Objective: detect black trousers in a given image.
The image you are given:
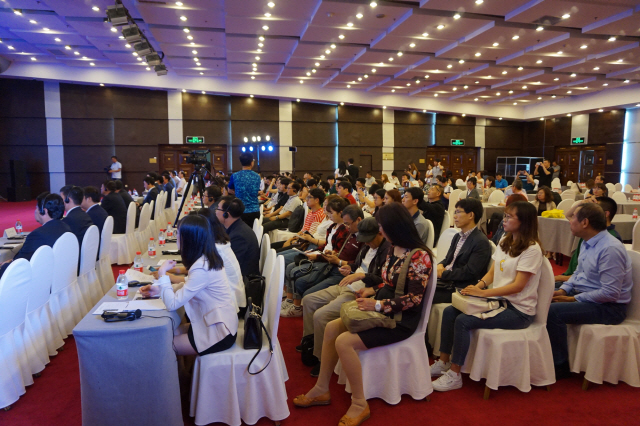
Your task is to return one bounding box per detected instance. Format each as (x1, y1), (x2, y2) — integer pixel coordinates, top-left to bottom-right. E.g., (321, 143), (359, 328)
(241, 211), (261, 228)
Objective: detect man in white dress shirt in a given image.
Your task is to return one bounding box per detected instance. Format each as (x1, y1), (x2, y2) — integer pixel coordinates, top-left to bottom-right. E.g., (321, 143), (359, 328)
(110, 156), (122, 180)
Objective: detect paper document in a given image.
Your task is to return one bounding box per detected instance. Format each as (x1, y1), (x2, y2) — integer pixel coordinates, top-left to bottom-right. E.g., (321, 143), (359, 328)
(127, 299), (166, 311)
(93, 302), (129, 315)
(125, 269), (154, 283)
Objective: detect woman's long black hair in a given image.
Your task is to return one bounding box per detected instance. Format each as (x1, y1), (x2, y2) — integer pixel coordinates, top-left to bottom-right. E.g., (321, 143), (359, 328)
(178, 215), (223, 271)
(376, 203), (430, 253)
(337, 161), (347, 175)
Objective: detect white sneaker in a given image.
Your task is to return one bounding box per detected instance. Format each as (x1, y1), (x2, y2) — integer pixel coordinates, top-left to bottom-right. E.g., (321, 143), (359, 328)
(430, 359), (452, 377)
(432, 369), (463, 392)
(280, 304), (303, 318)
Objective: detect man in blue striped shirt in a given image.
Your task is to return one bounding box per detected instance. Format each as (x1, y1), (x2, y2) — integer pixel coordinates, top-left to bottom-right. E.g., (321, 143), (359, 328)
(547, 202), (632, 379)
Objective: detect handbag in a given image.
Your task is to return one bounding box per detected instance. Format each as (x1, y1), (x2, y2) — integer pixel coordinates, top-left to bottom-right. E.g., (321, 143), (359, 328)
(451, 289), (507, 319)
(244, 274), (266, 311)
(340, 248), (420, 333)
(243, 297), (274, 375)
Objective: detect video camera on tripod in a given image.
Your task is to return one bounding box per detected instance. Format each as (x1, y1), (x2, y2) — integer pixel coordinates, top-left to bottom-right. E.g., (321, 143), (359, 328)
(173, 150), (214, 226)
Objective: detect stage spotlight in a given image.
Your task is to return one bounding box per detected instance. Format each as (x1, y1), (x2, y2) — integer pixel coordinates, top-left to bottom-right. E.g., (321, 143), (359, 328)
(268, 145), (274, 152)
(261, 145), (266, 151)
(241, 146), (246, 152)
(249, 146), (254, 152)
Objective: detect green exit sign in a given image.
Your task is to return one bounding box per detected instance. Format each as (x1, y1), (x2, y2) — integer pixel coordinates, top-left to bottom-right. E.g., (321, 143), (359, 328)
(451, 139), (465, 146)
(571, 137), (586, 145)
(186, 136), (205, 144)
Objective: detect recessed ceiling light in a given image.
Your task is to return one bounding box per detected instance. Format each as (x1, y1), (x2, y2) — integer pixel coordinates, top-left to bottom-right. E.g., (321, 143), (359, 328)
(257, 48), (262, 52)
(183, 28), (190, 33)
(397, 51), (403, 56)
(119, 35), (124, 39)
(29, 19), (37, 24)
(330, 44), (336, 49)
(299, 80), (303, 84)
(453, 13), (461, 19)
(538, 96), (542, 100)
(370, 1), (377, 7)
(111, 27), (118, 33)
(512, 35), (519, 40)
(382, 106), (386, 109)
(391, 89), (395, 92)
(364, 74), (368, 78)
(536, 26), (544, 31)
(570, 73), (576, 77)
(598, 109), (604, 112)
(554, 77), (559, 81)
(55, 38), (61, 42)
(258, 43), (263, 47)
(100, 83), (104, 86)
(624, 79), (630, 83)
(551, 95), (556, 98)
(517, 66), (523, 70)
(476, 0), (483, 3)
(264, 12), (271, 17)
(464, 85), (469, 89)
(347, 22), (353, 27)
(422, 32), (429, 37)
(325, 49), (331, 54)
(561, 13), (570, 19)
(90, 62), (95, 66)
(176, 1), (183, 5)
(508, 90), (513, 93)
(339, 34), (345, 39)
(136, 57), (142, 61)
(13, 10), (22, 15)
(372, 68), (376, 72)
(196, 62), (201, 66)
(64, 45), (71, 50)
(74, 51), (79, 55)
(447, 64), (453, 69)
(557, 51), (563, 55)
(424, 74), (429, 78)
(492, 42), (499, 47)
(315, 62), (320, 66)
(636, 104), (640, 107)
(567, 90), (572, 94)
(30, 57), (36, 61)
(522, 85), (527, 89)
(193, 57), (199, 61)
(501, 70), (507, 74)
(475, 81), (479, 84)
(312, 69), (316, 73)
(437, 24), (445, 30)
(356, 13), (363, 19)
(308, 72), (312, 76)
(320, 55), (325, 59)
(259, 36), (265, 41)
(262, 25), (269, 30)
(146, 67), (151, 70)
(475, 52), (481, 57)
(252, 63), (257, 67)
(474, 98), (478, 101)
(567, 113), (572, 116)
(187, 35), (193, 40)
(180, 16), (187, 21)
(410, 43), (415, 48)
(347, 84), (351, 88)
(536, 59), (542, 64)
(453, 87), (458, 91)
(496, 92), (500, 96)
(416, 79), (420, 83)
(608, 36), (616, 42)
(125, 43), (131, 48)
(200, 72), (204, 75)
(388, 57), (393, 61)
(580, 44), (588, 49)
(434, 93), (438, 97)
(268, 2), (275, 7)
(255, 56), (260, 60)
(43, 27), (50, 31)
(513, 102), (517, 105)
(406, 83), (411, 86)
(459, 59), (464, 64)
(182, 89), (186, 92)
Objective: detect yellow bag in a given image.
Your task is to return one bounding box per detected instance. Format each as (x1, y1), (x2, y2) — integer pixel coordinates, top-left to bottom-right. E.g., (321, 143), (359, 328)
(541, 209), (565, 218)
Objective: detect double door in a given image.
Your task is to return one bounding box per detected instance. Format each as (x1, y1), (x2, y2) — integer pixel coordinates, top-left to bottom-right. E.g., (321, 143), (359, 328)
(555, 145), (605, 184)
(426, 148), (478, 181)
(158, 145), (228, 177)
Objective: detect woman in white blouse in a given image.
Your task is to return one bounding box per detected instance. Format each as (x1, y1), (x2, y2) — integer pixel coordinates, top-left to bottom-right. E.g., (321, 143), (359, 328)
(431, 201), (544, 391)
(141, 215), (238, 356)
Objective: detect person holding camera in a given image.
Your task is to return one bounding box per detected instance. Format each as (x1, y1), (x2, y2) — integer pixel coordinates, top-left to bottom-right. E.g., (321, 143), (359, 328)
(534, 160), (553, 189)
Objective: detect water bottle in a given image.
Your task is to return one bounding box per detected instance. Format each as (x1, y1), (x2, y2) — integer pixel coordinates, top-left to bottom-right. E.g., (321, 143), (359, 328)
(116, 270), (128, 300)
(133, 251), (143, 272)
(148, 238), (156, 258)
(166, 223), (173, 238)
(158, 229), (166, 247)
(634, 208), (638, 220)
(15, 219), (23, 235)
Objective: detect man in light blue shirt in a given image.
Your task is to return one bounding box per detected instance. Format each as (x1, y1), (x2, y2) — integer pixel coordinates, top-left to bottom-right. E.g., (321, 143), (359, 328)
(547, 202), (631, 379)
(494, 173), (508, 190)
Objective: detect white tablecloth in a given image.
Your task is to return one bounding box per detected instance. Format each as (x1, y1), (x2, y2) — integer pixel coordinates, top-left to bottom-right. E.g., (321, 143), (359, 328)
(0, 236), (25, 263)
(479, 204), (505, 235)
(617, 201), (640, 215)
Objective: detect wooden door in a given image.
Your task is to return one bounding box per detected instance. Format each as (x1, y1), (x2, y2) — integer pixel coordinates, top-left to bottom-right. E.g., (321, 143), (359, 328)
(580, 150), (595, 182)
(359, 155), (372, 177)
(159, 151), (177, 172)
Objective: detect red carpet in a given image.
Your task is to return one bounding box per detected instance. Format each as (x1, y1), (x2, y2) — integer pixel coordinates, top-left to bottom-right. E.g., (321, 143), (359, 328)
(2, 200), (640, 426)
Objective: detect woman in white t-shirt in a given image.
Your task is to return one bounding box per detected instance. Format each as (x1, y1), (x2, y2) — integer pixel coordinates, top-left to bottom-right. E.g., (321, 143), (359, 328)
(431, 201), (543, 392)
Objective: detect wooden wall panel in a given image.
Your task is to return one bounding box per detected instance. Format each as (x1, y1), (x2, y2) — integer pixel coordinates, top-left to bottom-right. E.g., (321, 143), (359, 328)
(292, 102), (336, 123)
(63, 145), (115, 188)
(0, 79), (48, 198)
(292, 122), (337, 147)
(62, 119), (114, 146)
(182, 93), (230, 121)
(230, 96), (279, 121)
(485, 126), (524, 150)
(338, 122), (382, 147)
(113, 88), (167, 119)
(544, 117), (572, 147)
(60, 83), (115, 119)
(589, 110), (625, 145)
(183, 120), (231, 145)
(293, 146), (337, 179)
(605, 142), (623, 184)
(435, 124), (475, 147)
(395, 147), (427, 175)
(394, 110), (434, 125)
(338, 105), (383, 123)
(394, 123), (432, 148)
(522, 120), (545, 158)
(339, 146), (383, 177)
(114, 119), (169, 146)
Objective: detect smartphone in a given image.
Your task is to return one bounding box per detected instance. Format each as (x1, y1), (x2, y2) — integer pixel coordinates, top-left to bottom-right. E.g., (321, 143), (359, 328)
(346, 284), (356, 293)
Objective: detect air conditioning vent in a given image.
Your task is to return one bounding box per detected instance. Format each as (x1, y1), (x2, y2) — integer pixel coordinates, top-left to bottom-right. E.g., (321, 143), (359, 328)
(532, 15), (561, 26)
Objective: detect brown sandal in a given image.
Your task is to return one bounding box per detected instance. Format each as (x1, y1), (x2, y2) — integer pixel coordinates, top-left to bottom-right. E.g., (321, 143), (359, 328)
(338, 404), (370, 426)
(293, 391), (331, 408)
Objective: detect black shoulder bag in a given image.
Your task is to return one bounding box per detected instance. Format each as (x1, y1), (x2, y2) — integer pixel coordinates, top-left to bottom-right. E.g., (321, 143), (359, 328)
(243, 297), (274, 375)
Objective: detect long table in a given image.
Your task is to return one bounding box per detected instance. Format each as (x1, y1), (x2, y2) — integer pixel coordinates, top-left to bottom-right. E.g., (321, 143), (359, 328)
(73, 242), (184, 426)
(0, 236), (25, 263)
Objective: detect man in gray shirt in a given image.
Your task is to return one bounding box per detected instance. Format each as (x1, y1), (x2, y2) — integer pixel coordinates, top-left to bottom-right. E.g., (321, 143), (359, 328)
(432, 160), (443, 178)
(401, 187), (430, 246)
(551, 161), (561, 180)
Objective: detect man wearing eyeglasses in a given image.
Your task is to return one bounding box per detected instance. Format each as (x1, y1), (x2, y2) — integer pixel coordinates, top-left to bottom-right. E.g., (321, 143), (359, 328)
(434, 198), (492, 305)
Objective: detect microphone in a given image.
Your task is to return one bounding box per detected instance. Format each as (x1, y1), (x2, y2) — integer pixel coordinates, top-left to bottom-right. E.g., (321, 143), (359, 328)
(101, 309), (142, 322)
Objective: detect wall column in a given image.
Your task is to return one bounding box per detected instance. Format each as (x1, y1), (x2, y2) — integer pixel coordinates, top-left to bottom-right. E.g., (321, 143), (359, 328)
(382, 108), (394, 175)
(622, 108), (640, 187)
(475, 117), (486, 171)
(570, 113), (589, 144)
(279, 100), (293, 173)
(168, 91), (183, 145)
(44, 81), (65, 191)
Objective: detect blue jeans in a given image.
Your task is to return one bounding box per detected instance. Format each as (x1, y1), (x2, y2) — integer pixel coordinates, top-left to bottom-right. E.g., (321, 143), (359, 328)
(285, 262), (343, 299)
(546, 301), (627, 365)
(439, 302), (534, 366)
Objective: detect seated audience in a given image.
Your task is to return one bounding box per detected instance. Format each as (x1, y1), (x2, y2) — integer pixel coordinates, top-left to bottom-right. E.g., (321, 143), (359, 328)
(141, 215), (237, 355)
(380, 174), (395, 191)
(273, 188), (327, 250)
(337, 180), (356, 204)
(495, 173), (508, 190)
(465, 177), (480, 200)
(263, 177), (290, 216)
(432, 201), (543, 391)
(585, 182), (607, 201)
(216, 196), (260, 277)
(114, 180), (134, 207)
(481, 176), (496, 202)
(547, 202), (632, 379)
(293, 203), (433, 426)
(263, 181), (302, 233)
(299, 217), (392, 376)
(532, 186), (556, 215)
(402, 187), (431, 246)
(281, 204), (364, 317)
(491, 193), (528, 244)
(420, 185), (446, 244)
(364, 172), (375, 190)
(81, 186), (109, 234)
(139, 176), (159, 219)
(204, 185), (223, 211)
(100, 181), (128, 234)
(434, 198), (492, 304)
(162, 172), (175, 207)
(371, 188), (386, 218)
(383, 188), (402, 204)
(60, 185), (93, 250)
(0, 192), (71, 278)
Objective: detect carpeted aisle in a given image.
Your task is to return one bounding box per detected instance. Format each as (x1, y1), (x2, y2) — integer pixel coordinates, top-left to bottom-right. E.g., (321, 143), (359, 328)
(2, 200), (640, 426)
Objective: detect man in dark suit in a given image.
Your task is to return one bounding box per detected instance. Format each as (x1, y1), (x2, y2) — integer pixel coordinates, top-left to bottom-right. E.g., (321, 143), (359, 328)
(81, 186), (109, 235)
(100, 181), (128, 234)
(419, 185), (447, 245)
(114, 180), (134, 208)
(137, 177), (159, 220)
(60, 185), (94, 251)
(216, 196), (260, 277)
(347, 158), (359, 181)
(434, 197), (492, 304)
(465, 177), (481, 200)
(0, 192), (71, 279)
(162, 172), (174, 208)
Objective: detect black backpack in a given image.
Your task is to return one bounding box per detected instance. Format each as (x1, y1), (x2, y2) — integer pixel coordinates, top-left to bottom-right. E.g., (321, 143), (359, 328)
(287, 205), (305, 232)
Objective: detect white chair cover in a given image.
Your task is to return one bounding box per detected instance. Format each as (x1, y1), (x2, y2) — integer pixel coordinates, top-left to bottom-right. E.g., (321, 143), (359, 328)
(29, 246), (64, 357)
(78, 225), (102, 308)
(147, 200), (156, 244)
(50, 232), (87, 337)
(259, 233), (271, 273)
(438, 214), (450, 242)
(606, 183), (616, 194)
(189, 253), (289, 426)
(556, 199), (575, 212)
(633, 220), (640, 252)
(456, 179), (465, 187)
(448, 189), (462, 225)
(566, 180), (573, 187)
(431, 227), (456, 268)
(561, 192), (576, 200)
(460, 258), (556, 392)
(488, 190), (505, 203)
(0, 259), (35, 408)
(551, 178), (561, 190)
(97, 216), (115, 294)
(135, 203), (151, 251)
(110, 202), (138, 265)
(217, 243), (246, 309)
(264, 254), (289, 384)
(567, 250), (640, 387)
(272, 203), (308, 243)
(155, 191), (166, 235)
(625, 184), (633, 193)
(335, 261), (438, 403)
(425, 218), (435, 251)
(612, 192), (628, 204)
(615, 183), (623, 192)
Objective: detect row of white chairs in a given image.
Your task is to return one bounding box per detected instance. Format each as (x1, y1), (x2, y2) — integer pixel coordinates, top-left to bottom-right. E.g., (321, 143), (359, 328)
(1, 218), (116, 409)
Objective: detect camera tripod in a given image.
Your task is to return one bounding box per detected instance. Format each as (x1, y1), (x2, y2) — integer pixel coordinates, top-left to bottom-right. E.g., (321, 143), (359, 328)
(173, 166), (207, 227)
